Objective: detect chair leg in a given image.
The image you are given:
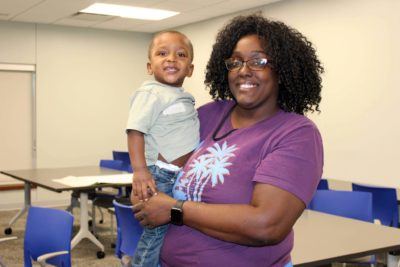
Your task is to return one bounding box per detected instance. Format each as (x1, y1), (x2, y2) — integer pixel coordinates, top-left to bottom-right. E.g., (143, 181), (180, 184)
(110, 212), (114, 237)
(97, 206), (104, 223)
(108, 208), (116, 248)
(91, 204), (106, 235)
(91, 202), (97, 236)
(66, 196), (79, 213)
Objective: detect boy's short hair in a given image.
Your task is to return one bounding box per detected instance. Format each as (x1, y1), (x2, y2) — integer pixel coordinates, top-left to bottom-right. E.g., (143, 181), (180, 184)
(148, 30), (194, 62)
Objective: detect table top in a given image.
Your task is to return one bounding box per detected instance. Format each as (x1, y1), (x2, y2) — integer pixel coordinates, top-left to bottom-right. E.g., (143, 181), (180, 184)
(292, 209), (400, 266)
(328, 175), (400, 190)
(0, 166), (130, 192)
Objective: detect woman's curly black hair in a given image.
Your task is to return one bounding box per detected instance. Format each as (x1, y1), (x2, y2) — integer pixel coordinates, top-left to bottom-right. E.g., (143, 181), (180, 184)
(204, 13), (324, 115)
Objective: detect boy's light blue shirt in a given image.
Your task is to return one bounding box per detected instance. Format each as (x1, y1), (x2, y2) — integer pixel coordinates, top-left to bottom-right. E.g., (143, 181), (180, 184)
(126, 80), (200, 165)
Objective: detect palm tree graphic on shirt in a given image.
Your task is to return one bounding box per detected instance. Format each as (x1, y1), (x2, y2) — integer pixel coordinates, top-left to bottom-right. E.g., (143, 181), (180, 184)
(175, 141), (238, 201)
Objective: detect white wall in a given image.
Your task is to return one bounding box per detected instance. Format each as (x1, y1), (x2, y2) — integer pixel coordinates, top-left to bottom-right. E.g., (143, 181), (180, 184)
(0, 21), (151, 209)
(267, 0), (400, 183)
(0, 22), (36, 64)
(35, 24), (151, 167)
(177, 0), (400, 185)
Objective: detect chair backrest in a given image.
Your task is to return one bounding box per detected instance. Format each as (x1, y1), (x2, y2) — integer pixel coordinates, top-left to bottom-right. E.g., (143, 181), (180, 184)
(316, 179), (329, 190)
(309, 190), (373, 222)
(352, 183), (399, 227)
(112, 151), (130, 164)
(113, 199), (143, 258)
(99, 159), (125, 170)
(306, 180), (328, 210)
(112, 151), (133, 173)
(24, 206), (74, 267)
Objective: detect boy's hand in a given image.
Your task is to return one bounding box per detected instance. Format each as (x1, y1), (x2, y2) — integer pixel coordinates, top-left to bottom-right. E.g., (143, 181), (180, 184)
(132, 169), (157, 201)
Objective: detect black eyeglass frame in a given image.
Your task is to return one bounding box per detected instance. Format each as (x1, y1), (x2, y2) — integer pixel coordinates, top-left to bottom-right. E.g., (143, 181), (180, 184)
(224, 58), (272, 72)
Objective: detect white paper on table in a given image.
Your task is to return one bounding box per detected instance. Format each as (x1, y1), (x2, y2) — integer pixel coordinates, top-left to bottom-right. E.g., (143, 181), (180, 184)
(53, 174), (132, 187)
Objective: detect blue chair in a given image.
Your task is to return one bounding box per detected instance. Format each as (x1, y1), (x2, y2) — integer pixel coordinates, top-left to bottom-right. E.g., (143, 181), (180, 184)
(305, 180), (329, 210)
(113, 199), (143, 264)
(112, 151), (133, 195)
(99, 159), (125, 170)
(112, 151), (133, 173)
(112, 151), (130, 164)
(309, 190), (373, 222)
(352, 183), (399, 227)
(91, 159), (130, 236)
(309, 190), (377, 266)
(24, 206), (74, 267)
(317, 178), (329, 190)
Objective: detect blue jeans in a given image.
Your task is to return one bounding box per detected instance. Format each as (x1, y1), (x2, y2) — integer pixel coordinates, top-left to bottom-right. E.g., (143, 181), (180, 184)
(132, 165), (179, 267)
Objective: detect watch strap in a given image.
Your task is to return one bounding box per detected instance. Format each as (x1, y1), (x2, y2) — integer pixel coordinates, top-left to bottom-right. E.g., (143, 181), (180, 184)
(174, 199), (186, 210)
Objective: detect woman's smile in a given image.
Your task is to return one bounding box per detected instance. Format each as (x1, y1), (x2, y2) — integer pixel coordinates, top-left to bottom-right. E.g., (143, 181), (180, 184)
(238, 81), (258, 90)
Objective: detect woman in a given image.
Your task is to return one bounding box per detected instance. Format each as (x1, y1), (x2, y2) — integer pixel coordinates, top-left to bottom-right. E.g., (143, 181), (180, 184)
(133, 14), (324, 267)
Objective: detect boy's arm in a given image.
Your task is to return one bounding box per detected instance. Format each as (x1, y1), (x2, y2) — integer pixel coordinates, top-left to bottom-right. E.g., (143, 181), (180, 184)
(127, 130), (157, 201)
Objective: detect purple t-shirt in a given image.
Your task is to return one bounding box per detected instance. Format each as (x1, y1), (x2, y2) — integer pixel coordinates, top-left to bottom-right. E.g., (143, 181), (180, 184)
(160, 100), (324, 267)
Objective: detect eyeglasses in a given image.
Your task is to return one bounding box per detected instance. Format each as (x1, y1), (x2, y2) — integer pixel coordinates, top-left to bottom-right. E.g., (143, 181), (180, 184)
(224, 58), (272, 72)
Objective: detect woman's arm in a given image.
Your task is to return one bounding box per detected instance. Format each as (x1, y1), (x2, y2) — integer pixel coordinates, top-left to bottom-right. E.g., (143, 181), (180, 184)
(185, 183), (304, 246)
(133, 182), (305, 246)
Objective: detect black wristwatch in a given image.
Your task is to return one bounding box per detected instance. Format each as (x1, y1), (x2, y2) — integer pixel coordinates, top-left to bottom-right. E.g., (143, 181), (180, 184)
(171, 200), (186, 226)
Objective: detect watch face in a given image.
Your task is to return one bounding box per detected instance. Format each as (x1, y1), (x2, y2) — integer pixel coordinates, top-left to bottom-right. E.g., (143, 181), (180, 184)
(171, 207), (183, 226)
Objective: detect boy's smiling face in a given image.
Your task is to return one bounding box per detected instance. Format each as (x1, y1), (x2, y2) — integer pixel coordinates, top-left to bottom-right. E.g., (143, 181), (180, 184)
(147, 32), (194, 87)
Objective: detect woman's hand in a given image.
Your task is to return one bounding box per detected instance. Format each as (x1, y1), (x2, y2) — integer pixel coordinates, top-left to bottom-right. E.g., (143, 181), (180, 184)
(132, 192), (176, 228)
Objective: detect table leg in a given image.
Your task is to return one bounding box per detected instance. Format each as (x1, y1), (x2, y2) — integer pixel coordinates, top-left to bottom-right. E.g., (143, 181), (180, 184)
(71, 192), (104, 252)
(5, 183), (31, 234)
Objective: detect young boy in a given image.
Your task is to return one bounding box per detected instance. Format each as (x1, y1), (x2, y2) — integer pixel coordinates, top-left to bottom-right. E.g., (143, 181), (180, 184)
(125, 31), (199, 267)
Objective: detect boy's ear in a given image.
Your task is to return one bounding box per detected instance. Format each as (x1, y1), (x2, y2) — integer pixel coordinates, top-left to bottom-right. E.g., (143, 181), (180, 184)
(147, 62), (153, 75)
(186, 64), (194, 78)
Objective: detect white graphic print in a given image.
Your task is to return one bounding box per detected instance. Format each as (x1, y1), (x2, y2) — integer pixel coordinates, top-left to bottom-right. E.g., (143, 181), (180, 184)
(175, 141), (238, 201)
